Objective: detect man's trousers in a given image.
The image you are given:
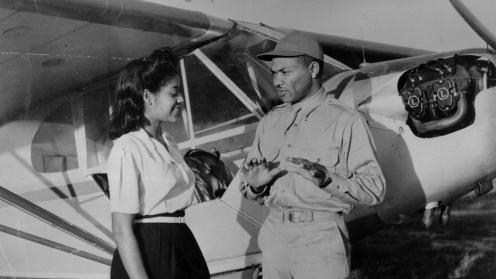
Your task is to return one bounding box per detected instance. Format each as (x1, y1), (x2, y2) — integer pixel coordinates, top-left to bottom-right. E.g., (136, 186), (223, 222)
(258, 208), (350, 279)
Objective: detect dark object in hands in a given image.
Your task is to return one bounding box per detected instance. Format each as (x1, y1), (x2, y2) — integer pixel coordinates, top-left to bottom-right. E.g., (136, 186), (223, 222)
(184, 149), (233, 202)
(286, 157), (326, 179)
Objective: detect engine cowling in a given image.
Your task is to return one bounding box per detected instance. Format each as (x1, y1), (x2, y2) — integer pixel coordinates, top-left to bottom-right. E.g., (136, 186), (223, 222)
(398, 55), (480, 137)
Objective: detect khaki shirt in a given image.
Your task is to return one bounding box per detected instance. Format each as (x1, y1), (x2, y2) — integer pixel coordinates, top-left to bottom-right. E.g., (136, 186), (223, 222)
(241, 88), (385, 214)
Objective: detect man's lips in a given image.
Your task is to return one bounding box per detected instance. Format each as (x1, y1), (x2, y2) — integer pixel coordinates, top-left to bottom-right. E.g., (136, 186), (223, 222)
(172, 105), (182, 113)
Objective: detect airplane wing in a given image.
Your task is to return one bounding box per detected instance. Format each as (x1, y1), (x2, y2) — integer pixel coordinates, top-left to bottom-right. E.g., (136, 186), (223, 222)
(0, 0), (235, 123)
(0, 0), (428, 124)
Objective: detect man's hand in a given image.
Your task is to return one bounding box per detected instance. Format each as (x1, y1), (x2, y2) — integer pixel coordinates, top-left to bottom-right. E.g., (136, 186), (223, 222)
(282, 157), (331, 188)
(242, 158), (283, 189)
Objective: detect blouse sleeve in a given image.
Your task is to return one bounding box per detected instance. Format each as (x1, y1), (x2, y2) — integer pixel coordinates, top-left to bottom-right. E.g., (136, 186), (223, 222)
(107, 141), (141, 214)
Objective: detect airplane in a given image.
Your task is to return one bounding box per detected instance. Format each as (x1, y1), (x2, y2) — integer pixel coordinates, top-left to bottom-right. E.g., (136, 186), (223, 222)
(0, 0), (495, 278)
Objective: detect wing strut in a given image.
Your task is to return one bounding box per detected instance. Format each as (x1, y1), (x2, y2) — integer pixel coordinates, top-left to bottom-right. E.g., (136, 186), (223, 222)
(0, 224), (111, 265)
(0, 186), (115, 255)
(450, 0), (496, 50)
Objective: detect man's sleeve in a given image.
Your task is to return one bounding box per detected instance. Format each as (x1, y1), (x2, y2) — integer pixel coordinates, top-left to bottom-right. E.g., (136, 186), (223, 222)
(239, 121), (269, 201)
(322, 115), (386, 206)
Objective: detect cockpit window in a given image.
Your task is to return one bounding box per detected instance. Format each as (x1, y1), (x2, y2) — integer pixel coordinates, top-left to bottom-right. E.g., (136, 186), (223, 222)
(31, 102), (78, 173)
(171, 28), (282, 156)
(200, 28), (282, 112)
(183, 54), (257, 137)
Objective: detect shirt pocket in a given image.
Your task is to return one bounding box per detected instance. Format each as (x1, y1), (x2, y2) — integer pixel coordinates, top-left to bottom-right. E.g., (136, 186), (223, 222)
(259, 131), (282, 162)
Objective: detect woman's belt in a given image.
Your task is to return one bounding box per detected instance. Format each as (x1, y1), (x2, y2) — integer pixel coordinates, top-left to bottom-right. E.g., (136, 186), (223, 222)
(134, 210), (185, 223)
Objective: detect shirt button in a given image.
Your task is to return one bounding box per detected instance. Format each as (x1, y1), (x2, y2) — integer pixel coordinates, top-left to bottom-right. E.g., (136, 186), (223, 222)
(293, 123), (298, 127)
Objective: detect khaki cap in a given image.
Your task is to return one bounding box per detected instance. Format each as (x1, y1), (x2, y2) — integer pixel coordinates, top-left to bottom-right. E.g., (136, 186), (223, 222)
(258, 32), (323, 61)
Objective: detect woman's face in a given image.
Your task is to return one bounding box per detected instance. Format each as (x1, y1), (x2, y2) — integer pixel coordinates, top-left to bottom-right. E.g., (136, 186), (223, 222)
(146, 76), (184, 123)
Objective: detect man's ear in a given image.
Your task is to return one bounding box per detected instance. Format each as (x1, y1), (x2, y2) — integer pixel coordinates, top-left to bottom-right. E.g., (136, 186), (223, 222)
(309, 61), (320, 79)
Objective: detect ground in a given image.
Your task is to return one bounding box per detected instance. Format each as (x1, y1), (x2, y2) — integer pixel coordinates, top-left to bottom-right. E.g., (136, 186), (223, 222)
(351, 191), (496, 279)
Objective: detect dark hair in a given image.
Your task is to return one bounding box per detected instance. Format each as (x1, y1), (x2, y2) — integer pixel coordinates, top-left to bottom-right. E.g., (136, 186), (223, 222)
(296, 55), (324, 79)
(109, 49), (179, 139)
(184, 149), (233, 202)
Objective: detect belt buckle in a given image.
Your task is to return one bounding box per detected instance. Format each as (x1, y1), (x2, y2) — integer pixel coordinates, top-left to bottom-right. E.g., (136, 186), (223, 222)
(173, 217), (185, 223)
(287, 210), (313, 223)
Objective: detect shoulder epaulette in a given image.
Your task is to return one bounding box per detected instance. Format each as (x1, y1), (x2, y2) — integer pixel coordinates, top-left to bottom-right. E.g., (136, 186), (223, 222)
(268, 102), (290, 112)
(326, 95), (354, 110)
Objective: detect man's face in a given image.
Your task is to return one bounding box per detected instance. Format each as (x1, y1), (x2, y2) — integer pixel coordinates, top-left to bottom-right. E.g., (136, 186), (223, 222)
(271, 57), (313, 103)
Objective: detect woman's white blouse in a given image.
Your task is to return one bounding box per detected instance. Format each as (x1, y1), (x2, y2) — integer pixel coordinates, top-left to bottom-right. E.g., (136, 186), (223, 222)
(107, 128), (195, 215)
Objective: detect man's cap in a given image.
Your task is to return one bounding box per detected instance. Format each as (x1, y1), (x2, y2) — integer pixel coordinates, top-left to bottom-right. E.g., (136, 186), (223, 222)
(257, 32), (323, 61)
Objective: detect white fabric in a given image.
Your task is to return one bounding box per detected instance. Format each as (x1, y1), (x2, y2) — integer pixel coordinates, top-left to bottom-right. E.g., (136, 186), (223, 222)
(107, 128), (195, 215)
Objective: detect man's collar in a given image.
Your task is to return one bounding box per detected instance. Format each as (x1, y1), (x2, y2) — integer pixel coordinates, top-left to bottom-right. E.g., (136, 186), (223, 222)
(292, 87), (326, 113)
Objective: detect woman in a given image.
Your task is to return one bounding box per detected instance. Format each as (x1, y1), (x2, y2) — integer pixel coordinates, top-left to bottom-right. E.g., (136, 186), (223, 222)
(107, 50), (210, 279)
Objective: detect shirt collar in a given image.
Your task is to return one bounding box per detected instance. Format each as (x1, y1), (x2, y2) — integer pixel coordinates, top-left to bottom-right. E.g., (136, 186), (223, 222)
(292, 87), (326, 115)
(136, 127), (172, 142)
(136, 127), (150, 141)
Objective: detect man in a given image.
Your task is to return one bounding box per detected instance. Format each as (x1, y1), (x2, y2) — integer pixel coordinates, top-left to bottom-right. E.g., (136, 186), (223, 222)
(240, 32), (386, 279)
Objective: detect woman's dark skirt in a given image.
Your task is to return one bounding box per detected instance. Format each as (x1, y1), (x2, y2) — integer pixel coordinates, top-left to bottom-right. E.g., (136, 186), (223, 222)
(111, 223), (210, 279)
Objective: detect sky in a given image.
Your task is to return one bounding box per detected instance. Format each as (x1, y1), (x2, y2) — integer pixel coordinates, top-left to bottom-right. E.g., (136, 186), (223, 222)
(147, 0), (496, 52)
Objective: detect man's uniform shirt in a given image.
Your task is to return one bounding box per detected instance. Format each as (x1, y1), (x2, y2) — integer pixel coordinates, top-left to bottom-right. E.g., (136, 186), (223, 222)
(241, 88), (386, 214)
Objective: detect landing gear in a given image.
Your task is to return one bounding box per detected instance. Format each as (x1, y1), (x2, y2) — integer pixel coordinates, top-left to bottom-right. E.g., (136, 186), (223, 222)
(421, 201), (451, 229)
(252, 265), (262, 279)
(439, 203), (451, 226)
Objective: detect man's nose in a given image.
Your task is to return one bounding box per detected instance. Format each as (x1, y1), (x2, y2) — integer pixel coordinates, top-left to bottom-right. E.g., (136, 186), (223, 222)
(177, 94), (184, 104)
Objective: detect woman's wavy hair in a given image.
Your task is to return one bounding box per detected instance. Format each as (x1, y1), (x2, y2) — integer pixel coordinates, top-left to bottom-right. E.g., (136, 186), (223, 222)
(109, 48), (179, 139)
